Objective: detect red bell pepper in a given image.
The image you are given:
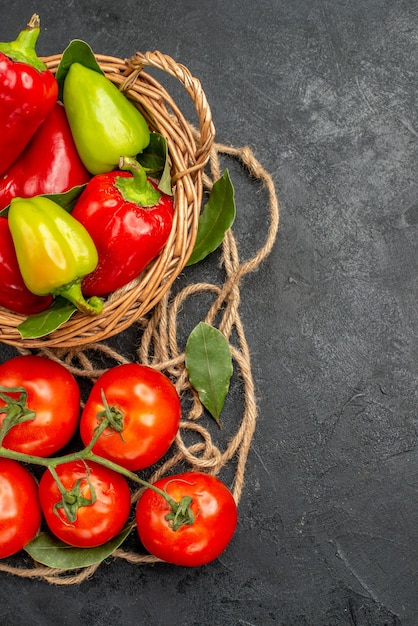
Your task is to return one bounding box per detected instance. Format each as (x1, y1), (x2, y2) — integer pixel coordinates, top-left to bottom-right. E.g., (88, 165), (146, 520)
(71, 157), (174, 297)
(0, 217), (53, 315)
(0, 14), (58, 176)
(0, 103), (91, 210)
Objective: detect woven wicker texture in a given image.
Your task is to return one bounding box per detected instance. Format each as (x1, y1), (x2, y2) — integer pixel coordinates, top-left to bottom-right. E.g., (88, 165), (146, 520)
(0, 51), (215, 349)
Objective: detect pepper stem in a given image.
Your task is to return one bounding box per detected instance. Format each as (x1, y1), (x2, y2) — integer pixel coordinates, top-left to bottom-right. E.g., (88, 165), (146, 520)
(116, 156), (161, 207)
(0, 14), (46, 72)
(56, 281), (103, 316)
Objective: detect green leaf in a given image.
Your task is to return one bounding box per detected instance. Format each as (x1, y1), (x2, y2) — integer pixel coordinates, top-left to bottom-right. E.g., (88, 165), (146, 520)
(137, 133), (172, 196)
(17, 297), (78, 339)
(43, 184), (87, 213)
(186, 169), (236, 266)
(56, 39), (103, 101)
(24, 525), (132, 570)
(185, 322), (233, 427)
(0, 184), (86, 217)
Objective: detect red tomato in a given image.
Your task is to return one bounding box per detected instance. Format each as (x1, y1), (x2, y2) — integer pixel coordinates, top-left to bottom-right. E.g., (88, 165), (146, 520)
(0, 458), (42, 558)
(0, 355), (80, 457)
(38, 460), (131, 548)
(136, 472), (238, 566)
(79, 364), (181, 471)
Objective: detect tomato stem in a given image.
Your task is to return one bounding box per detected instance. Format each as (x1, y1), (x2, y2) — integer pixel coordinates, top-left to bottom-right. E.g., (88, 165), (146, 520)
(0, 441), (183, 513)
(0, 385), (36, 445)
(165, 495), (195, 530)
(49, 463), (98, 523)
(82, 414), (112, 454)
(0, 391), (194, 529)
(95, 389), (125, 437)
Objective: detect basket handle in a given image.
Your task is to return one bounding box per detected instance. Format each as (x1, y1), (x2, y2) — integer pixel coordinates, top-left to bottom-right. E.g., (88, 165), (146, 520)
(123, 50), (215, 168)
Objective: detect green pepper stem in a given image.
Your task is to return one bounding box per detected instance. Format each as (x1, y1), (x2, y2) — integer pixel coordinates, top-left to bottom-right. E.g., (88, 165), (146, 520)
(116, 156), (161, 207)
(0, 14), (46, 72)
(56, 281), (103, 316)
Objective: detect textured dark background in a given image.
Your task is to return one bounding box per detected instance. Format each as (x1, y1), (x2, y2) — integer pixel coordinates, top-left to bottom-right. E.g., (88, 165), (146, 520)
(1, 1), (417, 625)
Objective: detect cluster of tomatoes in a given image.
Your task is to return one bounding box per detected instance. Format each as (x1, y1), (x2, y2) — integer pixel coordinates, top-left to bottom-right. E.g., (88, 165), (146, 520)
(0, 355), (238, 567)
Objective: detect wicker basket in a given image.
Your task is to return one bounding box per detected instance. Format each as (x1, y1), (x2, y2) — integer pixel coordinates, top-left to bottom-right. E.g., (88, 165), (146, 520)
(0, 51), (215, 350)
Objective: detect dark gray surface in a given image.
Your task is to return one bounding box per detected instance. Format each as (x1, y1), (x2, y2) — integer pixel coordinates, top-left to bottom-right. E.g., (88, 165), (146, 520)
(1, 1), (417, 624)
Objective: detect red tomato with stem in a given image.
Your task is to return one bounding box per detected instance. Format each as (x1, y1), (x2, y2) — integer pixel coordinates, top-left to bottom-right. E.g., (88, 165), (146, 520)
(38, 460), (131, 548)
(136, 472), (238, 566)
(0, 458), (42, 558)
(79, 364), (181, 471)
(0, 355), (80, 457)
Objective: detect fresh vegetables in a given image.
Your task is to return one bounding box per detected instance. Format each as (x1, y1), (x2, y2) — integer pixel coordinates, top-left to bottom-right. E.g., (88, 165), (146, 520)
(0, 21), (172, 327)
(0, 17), (234, 337)
(0, 458), (42, 558)
(0, 355), (80, 457)
(38, 460), (131, 548)
(71, 157), (174, 296)
(0, 354), (238, 566)
(8, 196), (103, 315)
(0, 17), (240, 572)
(79, 363), (181, 471)
(63, 62), (150, 174)
(0, 216), (53, 315)
(136, 472), (238, 566)
(0, 102), (90, 210)
(0, 14), (58, 176)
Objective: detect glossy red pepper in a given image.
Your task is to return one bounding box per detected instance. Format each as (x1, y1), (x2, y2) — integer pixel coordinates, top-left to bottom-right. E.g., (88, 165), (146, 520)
(0, 14), (58, 176)
(0, 103), (90, 211)
(71, 157), (174, 297)
(0, 216), (53, 315)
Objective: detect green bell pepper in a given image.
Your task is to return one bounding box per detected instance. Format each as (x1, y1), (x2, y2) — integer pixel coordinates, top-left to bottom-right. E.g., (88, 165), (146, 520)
(8, 196), (103, 315)
(63, 63), (150, 175)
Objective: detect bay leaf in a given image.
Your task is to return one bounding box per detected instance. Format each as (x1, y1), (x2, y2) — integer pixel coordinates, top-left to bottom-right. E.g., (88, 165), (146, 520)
(42, 184), (87, 213)
(185, 322), (233, 427)
(186, 169), (236, 266)
(137, 133), (172, 196)
(0, 184), (86, 217)
(17, 297), (78, 339)
(56, 39), (103, 101)
(24, 525), (132, 570)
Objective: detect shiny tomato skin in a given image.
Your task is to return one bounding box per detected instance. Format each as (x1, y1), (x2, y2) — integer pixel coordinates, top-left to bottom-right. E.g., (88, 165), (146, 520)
(136, 472), (238, 566)
(79, 364), (181, 471)
(0, 355), (80, 457)
(38, 460), (131, 548)
(0, 458), (42, 558)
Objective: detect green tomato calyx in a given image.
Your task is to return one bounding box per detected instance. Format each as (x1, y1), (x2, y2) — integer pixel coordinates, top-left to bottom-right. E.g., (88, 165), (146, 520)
(0, 386), (36, 445)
